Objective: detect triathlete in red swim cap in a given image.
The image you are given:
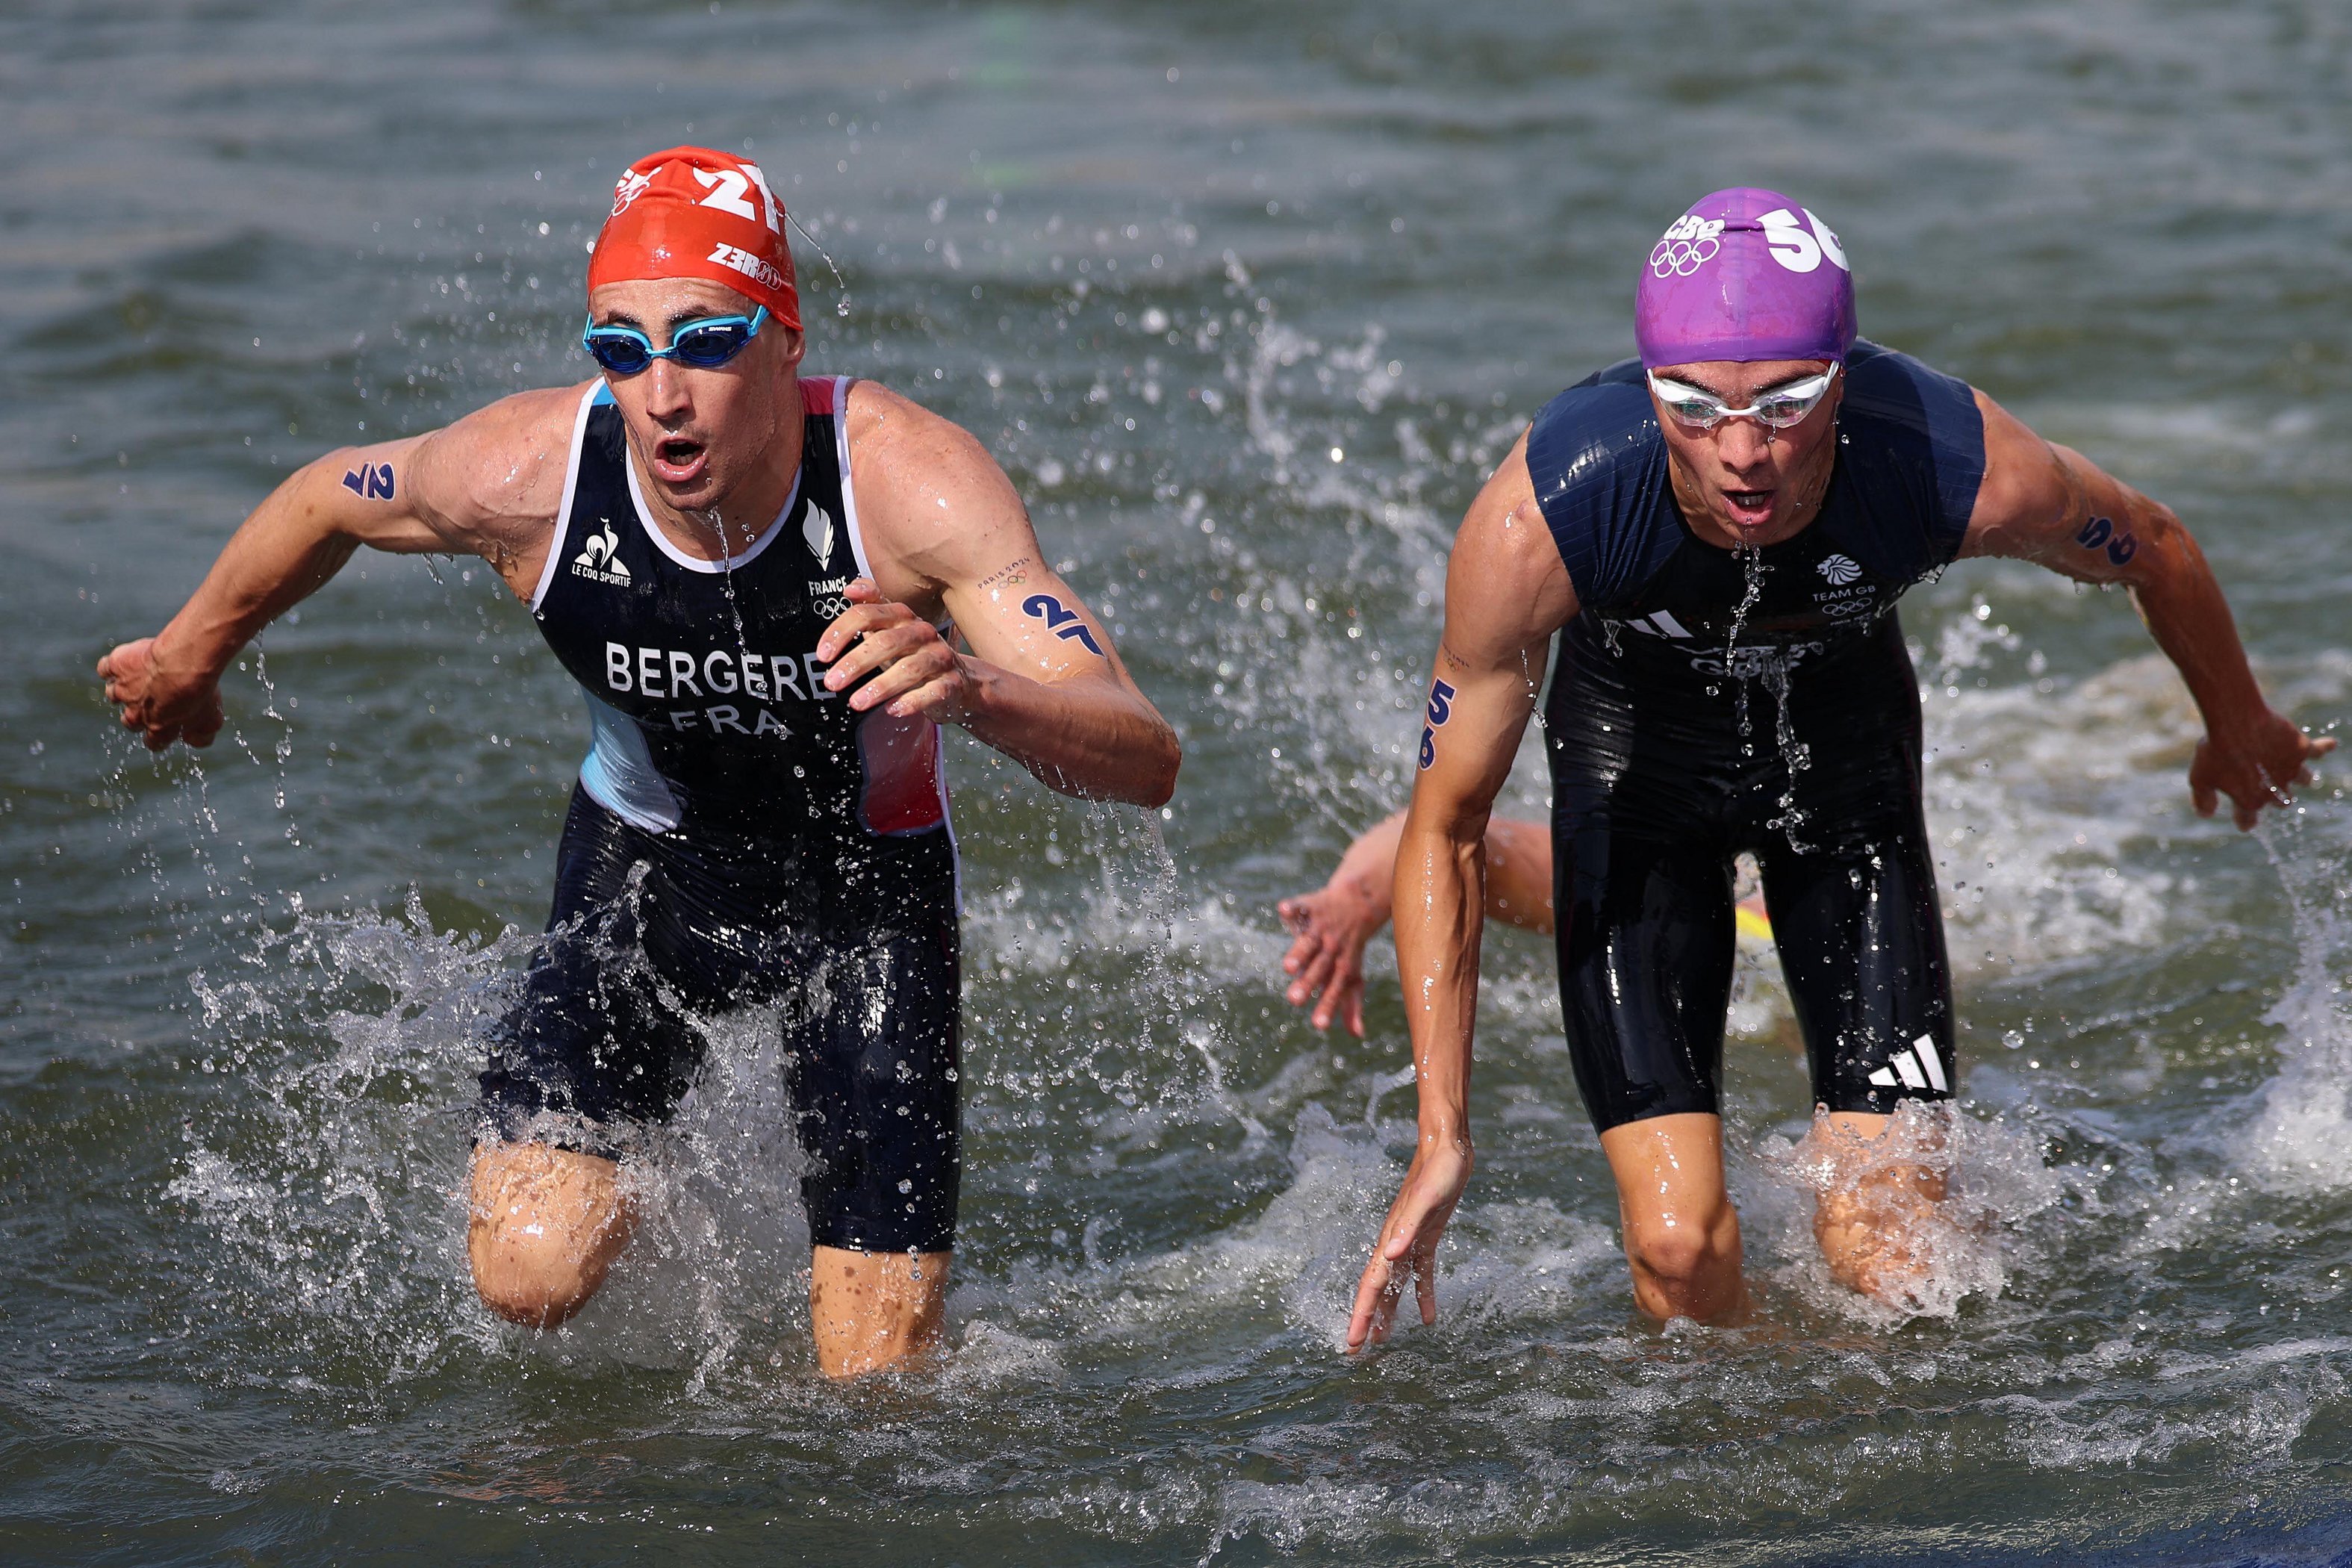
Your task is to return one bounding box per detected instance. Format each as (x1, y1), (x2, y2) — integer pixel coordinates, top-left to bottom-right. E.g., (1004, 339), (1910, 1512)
(98, 146), (1180, 1377)
(1340, 188), (2328, 1342)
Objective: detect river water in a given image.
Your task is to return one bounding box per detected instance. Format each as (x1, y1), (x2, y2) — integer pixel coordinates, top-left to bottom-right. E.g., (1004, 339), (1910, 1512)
(9, 2), (2352, 1563)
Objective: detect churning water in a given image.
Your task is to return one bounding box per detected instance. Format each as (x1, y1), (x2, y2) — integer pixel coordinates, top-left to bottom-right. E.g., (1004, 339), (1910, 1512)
(10, 2), (2352, 1562)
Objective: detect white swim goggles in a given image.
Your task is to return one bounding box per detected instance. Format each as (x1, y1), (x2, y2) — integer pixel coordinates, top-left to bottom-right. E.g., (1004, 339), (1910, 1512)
(1645, 364), (1840, 431)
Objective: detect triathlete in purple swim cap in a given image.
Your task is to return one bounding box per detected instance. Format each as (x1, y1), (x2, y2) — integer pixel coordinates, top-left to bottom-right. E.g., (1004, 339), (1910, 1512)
(1345, 187), (2331, 1345)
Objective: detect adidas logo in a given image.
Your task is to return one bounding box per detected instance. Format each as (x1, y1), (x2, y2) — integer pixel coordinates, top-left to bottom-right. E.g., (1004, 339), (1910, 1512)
(1626, 609), (1693, 639)
(571, 522), (630, 585)
(1867, 1035), (1950, 1093)
(1817, 553), (1861, 586)
(803, 502), (836, 566)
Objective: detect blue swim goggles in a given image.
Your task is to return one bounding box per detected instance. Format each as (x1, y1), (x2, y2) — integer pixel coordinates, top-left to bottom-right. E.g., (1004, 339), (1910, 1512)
(580, 306), (768, 376)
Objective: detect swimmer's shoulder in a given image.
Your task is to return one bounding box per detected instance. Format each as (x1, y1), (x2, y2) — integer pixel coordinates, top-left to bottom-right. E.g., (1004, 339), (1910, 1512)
(1525, 358), (1659, 488)
(407, 382), (599, 591)
(1839, 341), (1981, 442)
(1522, 358), (1674, 607)
(839, 376), (1030, 605)
(1835, 343), (1987, 535)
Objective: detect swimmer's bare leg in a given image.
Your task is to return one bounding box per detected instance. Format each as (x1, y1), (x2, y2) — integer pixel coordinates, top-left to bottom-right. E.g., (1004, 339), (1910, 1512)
(809, 1246), (950, 1378)
(1598, 1112), (1752, 1325)
(1808, 1110), (1948, 1304)
(467, 1142), (634, 1328)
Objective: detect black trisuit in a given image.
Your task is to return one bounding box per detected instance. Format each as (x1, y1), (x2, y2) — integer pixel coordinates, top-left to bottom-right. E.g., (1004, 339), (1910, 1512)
(1524, 341), (1986, 1134)
(480, 376), (962, 1254)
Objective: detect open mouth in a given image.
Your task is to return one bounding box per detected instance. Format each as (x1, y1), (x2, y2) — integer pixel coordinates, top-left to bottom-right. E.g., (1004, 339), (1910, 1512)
(1723, 488), (1775, 524)
(651, 436), (709, 485)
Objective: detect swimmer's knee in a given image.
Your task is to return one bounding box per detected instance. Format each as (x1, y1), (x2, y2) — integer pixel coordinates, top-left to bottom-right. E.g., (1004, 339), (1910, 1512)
(467, 1142), (632, 1329)
(1626, 1219), (1737, 1290)
(470, 1244), (607, 1328)
(1623, 1207), (1745, 1322)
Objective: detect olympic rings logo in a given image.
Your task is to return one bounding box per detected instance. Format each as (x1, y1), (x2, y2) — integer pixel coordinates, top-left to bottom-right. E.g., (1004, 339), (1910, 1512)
(1648, 215), (1726, 278)
(1650, 237), (1720, 277)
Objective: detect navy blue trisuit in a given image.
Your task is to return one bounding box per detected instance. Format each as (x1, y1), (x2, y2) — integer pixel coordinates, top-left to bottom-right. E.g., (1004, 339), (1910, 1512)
(480, 375), (963, 1254)
(1523, 340), (1986, 1134)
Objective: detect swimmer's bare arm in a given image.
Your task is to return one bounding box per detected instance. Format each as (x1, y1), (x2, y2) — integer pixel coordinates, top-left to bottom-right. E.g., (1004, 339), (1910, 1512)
(1959, 389), (2331, 830)
(1278, 813), (1555, 1037)
(98, 385), (587, 749)
(1347, 430), (1576, 1350)
(818, 381), (1180, 806)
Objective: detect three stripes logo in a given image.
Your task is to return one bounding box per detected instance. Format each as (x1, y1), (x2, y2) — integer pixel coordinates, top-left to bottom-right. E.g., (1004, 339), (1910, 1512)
(1625, 609), (1693, 639)
(1868, 1035), (1950, 1095)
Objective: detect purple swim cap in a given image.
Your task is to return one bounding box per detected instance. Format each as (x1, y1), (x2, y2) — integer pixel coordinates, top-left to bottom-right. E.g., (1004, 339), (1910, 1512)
(1635, 188), (1856, 370)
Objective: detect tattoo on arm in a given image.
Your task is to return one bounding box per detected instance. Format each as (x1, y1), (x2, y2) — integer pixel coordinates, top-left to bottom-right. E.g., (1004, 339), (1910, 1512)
(1418, 679), (1457, 771)
(1021, 592), (1104, 656)
(977, 556), (1033, 593)
(2075, 514), (2136, 567)
(341, 461), (396, 500)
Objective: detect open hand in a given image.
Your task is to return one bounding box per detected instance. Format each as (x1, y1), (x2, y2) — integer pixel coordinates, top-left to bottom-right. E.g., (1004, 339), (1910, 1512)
(1345, 1133), (1472, 1351)
(817, 579), (977, 722)
(2191, 707), (2333, 830)
(96, 636), (224, 750)
(1277, 880), (1385, 1036)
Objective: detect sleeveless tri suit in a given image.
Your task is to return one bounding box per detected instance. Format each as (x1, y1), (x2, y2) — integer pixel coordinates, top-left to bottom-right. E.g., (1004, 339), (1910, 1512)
(479, 375), (961, 1254)
(1525, 341), (1986, 1133)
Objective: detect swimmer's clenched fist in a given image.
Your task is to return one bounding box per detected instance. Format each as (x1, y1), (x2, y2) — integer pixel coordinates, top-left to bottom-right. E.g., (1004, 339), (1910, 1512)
(97, 636), (224, 751)
(99, 146), (1178, 1378)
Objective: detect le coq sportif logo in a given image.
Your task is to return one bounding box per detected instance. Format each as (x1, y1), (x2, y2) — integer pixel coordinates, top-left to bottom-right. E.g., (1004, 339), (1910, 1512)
(572, 522), (630, 585)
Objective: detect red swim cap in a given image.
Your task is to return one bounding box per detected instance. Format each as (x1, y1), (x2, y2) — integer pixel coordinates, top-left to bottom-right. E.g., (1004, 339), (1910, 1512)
(585, 146), (802, 332)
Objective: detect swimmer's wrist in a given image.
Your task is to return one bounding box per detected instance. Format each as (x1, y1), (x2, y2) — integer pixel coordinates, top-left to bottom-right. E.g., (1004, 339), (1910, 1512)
(1416, 1120), (1473, 1157)
(1415, 1099), (1472, 1142)
(150, 617), (236, 691)
(1325, 868), (1392, 932)
(2195, 694), (2283, 745)
(942, 651), (1002, 727)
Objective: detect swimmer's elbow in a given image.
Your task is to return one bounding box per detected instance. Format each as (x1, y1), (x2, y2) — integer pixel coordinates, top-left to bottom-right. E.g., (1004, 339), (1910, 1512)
(2119, 500), (2195, 588)
(1024, 719), (1177, 807)
(1134, 724), (1182, 809)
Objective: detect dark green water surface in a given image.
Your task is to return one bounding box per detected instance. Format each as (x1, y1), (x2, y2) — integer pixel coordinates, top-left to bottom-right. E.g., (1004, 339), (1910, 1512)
(9, 2), (2352, 1563)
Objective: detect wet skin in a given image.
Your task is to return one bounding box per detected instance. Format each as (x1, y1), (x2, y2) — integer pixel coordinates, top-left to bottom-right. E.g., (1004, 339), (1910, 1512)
(1649, 357), (1845, 549)
(468, 1145), (948, 1375)
(98, 273), (1177, 1378)
(588, 277), (809, 563)
(1343, 356), (2334, 1345)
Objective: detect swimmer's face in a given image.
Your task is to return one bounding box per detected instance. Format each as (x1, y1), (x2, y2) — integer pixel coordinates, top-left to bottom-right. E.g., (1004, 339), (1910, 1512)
(1649, 358), (1843, 547)
(587, 276), (807, 519)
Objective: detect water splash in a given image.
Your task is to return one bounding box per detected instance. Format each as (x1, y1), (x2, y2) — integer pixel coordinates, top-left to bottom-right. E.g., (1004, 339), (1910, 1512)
(2242, 803), (2352, 1195)
(1753, 1100), (2062, 1324)
(170, 895), (528, 1378)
